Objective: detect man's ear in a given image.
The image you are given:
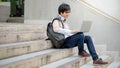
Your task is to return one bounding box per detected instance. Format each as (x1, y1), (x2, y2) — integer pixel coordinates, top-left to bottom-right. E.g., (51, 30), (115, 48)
(60, 12), (63, 15)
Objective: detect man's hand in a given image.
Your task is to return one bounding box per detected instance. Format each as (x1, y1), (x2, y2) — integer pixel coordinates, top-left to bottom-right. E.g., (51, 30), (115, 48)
(71, 29), (79, 34)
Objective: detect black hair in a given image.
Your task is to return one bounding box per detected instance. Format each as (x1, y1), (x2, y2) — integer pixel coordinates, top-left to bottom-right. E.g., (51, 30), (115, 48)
(58, 3), (71, 14)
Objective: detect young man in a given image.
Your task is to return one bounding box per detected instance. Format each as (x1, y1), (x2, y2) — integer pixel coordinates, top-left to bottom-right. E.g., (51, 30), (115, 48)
(53, 3), (108, 65)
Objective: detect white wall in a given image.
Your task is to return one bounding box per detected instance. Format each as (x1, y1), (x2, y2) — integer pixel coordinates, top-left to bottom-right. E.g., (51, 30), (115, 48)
(83, 0), (120, 20)
(0, 2), (10, 22)
(24, 0), (59, 24)
(24, 0), (75, 24)
(25, 0), (120, 55)
(68, 1), (120, 53)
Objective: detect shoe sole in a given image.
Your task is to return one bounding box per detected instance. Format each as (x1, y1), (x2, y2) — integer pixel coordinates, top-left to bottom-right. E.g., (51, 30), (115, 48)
(93, 63), (108, 66)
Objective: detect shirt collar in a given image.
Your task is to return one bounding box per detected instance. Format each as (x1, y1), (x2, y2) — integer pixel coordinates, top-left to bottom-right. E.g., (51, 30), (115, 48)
(57, 15), (66, 23)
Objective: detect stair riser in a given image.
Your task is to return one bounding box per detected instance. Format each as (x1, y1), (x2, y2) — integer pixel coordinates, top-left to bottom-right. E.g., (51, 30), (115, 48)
(54, 45), (112, 68)
(0, 24), (47, 44)
(0, 49), (74, 68)
(58, 61), (80, 68)
(0, 24), (46, 33)
(0, 40), (52, 60)
(0, 27), (46, 33)
(58, 57), (91, 68)
(0, 32), (47, 44)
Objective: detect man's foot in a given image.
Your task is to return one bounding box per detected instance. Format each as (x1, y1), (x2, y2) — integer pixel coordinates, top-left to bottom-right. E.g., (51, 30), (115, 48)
(93, 58), (108, 65)
(78, 50), (90, 57)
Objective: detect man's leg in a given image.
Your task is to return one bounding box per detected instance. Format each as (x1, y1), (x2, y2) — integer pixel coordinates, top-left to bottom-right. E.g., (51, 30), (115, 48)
(64, 32), (90, 57)
(84, 35), (99, 60)
(84, 35), (108, 65)
(64, 32), (84, 51)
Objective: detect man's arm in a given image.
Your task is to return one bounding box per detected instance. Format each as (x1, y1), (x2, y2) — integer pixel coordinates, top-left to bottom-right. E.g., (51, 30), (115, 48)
(53, 20), (72, 36)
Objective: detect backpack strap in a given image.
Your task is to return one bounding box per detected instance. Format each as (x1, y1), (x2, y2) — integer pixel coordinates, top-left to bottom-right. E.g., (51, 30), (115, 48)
(52, 18), (64, 28)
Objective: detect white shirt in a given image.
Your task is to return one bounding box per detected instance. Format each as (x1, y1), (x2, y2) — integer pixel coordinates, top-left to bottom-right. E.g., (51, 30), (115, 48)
(53, 15), (72, 38)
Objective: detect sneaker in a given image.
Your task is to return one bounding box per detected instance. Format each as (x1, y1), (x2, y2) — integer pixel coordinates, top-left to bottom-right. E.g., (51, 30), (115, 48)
(78, 50), (90, 57)
(93, 58), (108, 65)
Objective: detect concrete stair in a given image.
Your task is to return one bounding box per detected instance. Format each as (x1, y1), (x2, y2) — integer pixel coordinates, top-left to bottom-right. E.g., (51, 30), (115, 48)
(0, 23), (119, 68)
(40, 54), (113, 68)
(7, 17), (24, 23)
(107, 61), (120, 68)
(40, 45), (114, 68)
(40, 54), (91, 68)
(0, 24), (47, 44)
(0, 40), (52, 59)
(0, 48), (75, 68)
(80, 55), (114, 68)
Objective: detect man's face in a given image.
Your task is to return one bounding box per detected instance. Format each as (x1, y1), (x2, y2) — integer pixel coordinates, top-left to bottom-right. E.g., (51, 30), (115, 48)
(60, 10), (71, 19)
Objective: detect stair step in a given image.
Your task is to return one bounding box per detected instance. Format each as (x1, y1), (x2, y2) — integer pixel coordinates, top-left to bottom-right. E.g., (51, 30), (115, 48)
(0, 40), (52, 59)
(0, 32), (47, 44)
(40, 54), (91, 68)
(40, 44), (107, 68)
(107, 61), (120, 68)
(7, 17), (24, 23)
(103, 51), (120, 61)
(0, 24), (46, 32)
(0, 48), (75, 68)
(80, 54), (114, 68)
(0, 24), (47, 44)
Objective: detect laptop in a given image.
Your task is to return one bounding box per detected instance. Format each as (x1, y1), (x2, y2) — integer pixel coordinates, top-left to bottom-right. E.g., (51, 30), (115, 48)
(79, 21), (92, 32)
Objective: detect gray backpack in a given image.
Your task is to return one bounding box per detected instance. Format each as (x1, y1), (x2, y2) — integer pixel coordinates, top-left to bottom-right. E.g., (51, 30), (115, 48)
(47, 18), (65, 48)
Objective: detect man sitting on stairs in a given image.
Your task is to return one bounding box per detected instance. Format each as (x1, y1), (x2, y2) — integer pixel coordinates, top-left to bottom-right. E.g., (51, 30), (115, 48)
(52, 3), (108, 65)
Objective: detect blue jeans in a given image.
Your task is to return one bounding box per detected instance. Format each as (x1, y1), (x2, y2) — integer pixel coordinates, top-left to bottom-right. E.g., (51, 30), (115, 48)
(64, 32), (98, 60)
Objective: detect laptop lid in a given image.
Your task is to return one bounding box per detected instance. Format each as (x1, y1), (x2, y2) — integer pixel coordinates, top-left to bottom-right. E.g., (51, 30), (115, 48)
(80, 21), (92, 32)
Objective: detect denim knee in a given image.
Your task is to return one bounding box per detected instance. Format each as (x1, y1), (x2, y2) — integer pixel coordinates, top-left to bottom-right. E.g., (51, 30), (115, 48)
(77, 33), (85, 41)
(85, 35), (92, 40)
(78, 33), (84, 37)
